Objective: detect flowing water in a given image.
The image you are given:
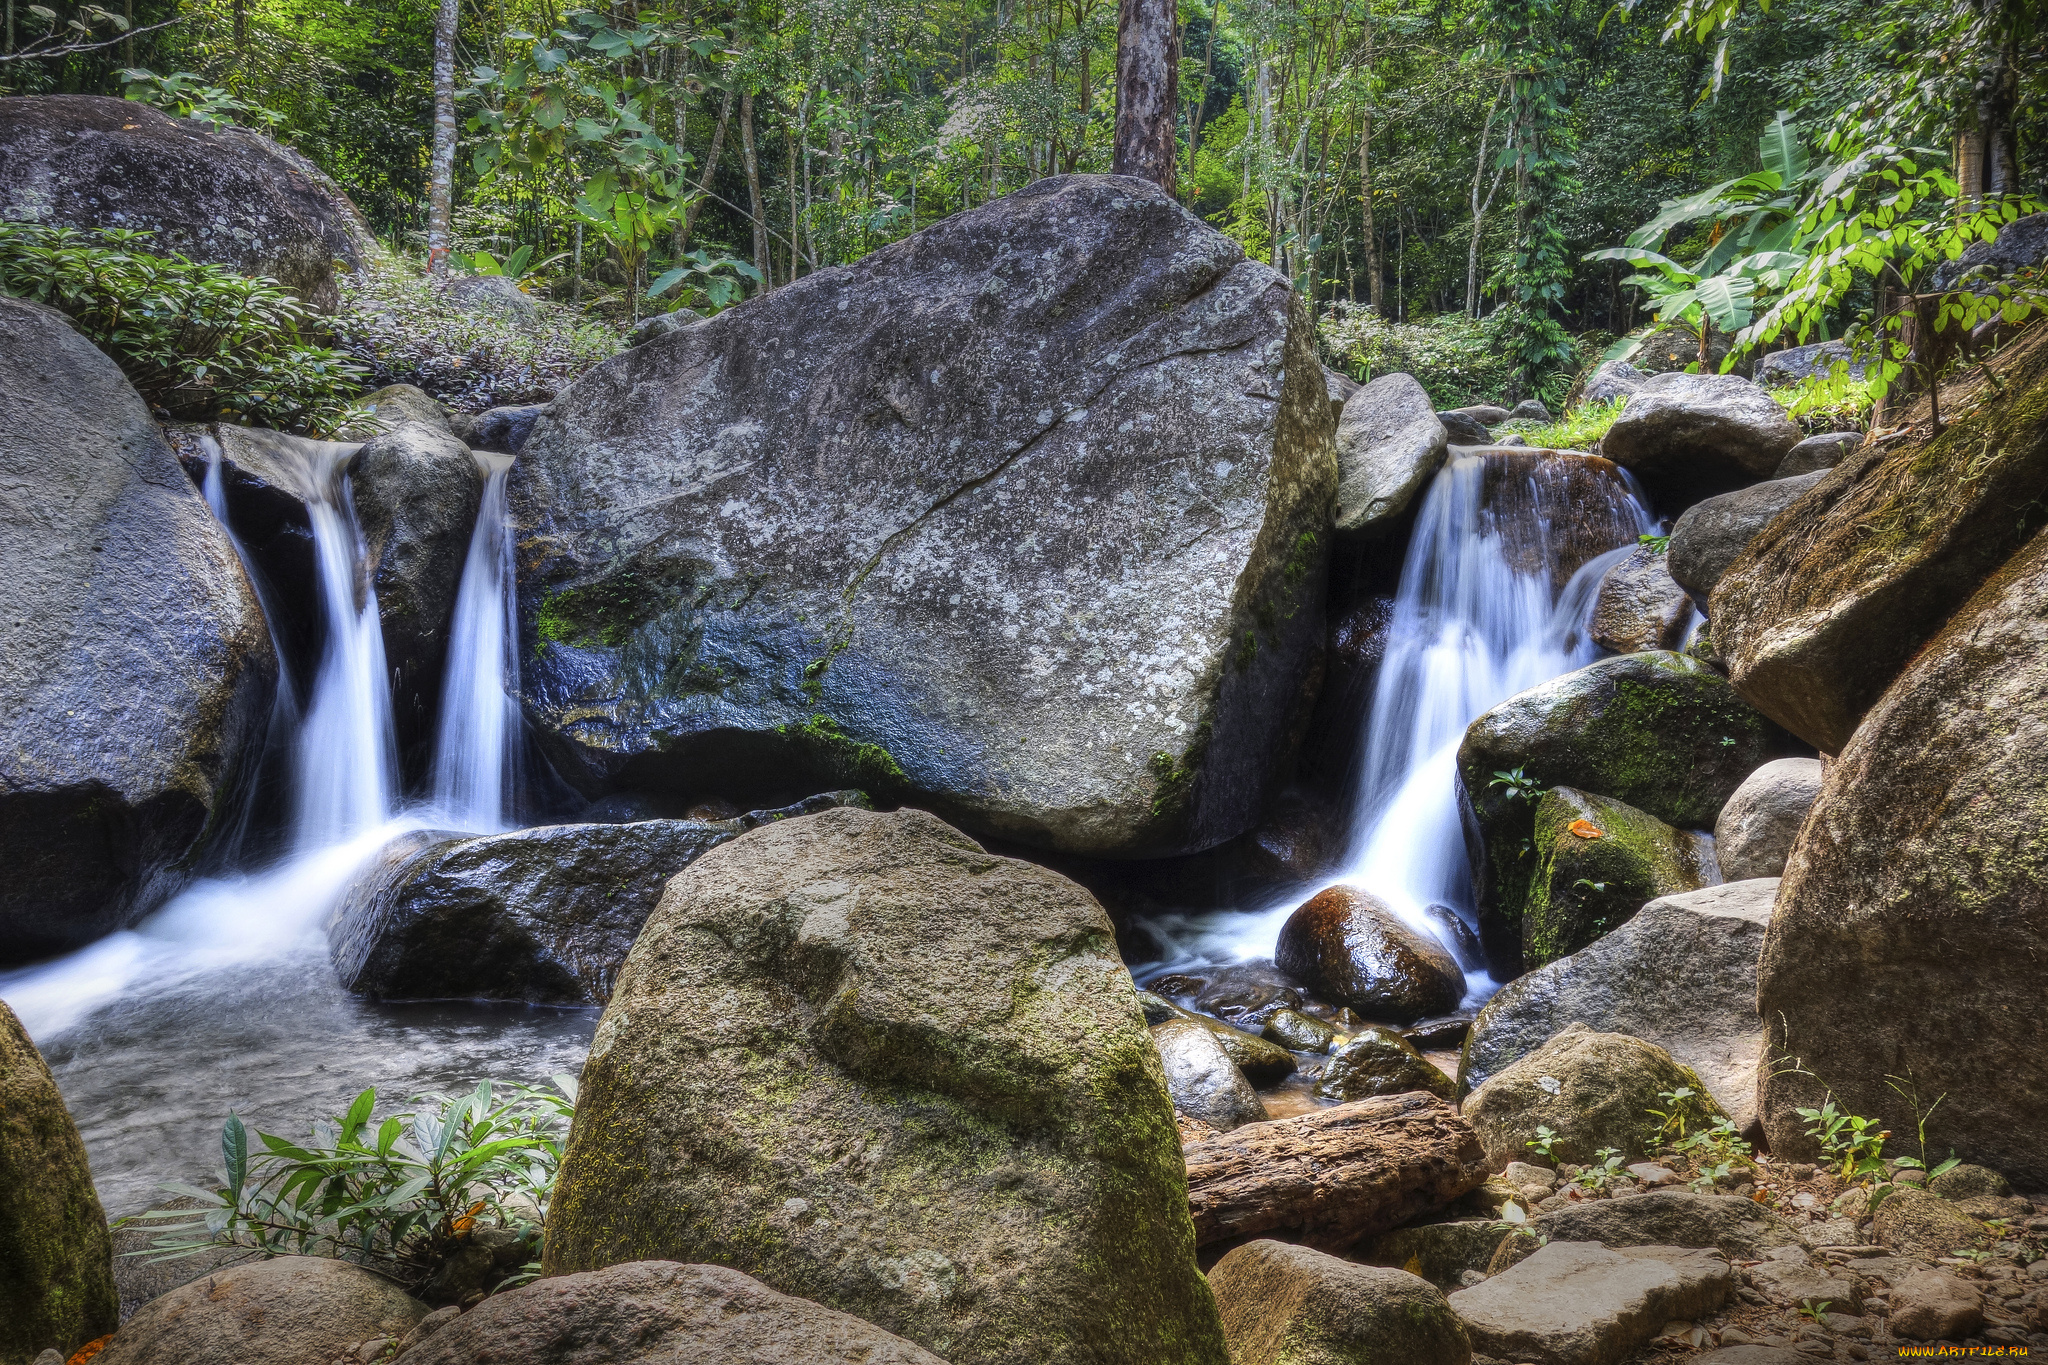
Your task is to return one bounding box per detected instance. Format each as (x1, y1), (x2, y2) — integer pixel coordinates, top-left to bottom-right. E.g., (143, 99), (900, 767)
(1144, 450), (1655, 1000)
(0, 436), (588, 1216)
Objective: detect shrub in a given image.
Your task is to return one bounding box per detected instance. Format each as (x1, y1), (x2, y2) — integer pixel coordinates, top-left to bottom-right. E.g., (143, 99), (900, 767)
(1318, 305), (1530, 409)
(129, 1076), (575, 1298)
(1771, 365), (1876, 433)
(1512, 397), (1627, 452)
(0, 220), (369, 434)
(334, 253), (624, 410)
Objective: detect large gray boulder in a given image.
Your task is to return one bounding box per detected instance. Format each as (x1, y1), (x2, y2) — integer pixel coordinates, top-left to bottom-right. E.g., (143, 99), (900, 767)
(329, 793), (867, 1005)
(1774, 431), (1859, 478)
(1208, 1241), (1471, 1365)
(1753, 340), (1861, 387)
(452, 403), (548, 455)
(1581, 361), (1647, 406)
(1513, 787), (1719, 970)
(1, 297), (273, 961)
(543, 807), (1230, 1365)
(1590, 545), (1692, 654)
(1, 1001), (117, 1364)
(1756, 522), (2048, 1187)
(1709, 324), (2048, 754)
(1712, 759), (1821, 881)
(1459, 880), (1778, 1131)
(397, 1261), (949, 1365)
(0, 96), (371, 310)
(1602, 373), (1802, 510)
(1334, 373), (1449, 532)
(1446, 1241), (1732, 1365)
(92, 1257), (427, 1365)
(1667, 472), (1825, 610)
(1462, 1025), (1724, 1169)
(333, 384), (451, 440)
(512, 174), (1335, 859)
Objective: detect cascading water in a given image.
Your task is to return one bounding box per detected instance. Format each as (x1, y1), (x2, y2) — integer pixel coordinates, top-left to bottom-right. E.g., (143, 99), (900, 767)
(429, 454), (520, 833)
(1152, 449), (1655, 998)
(0, 435), (585, 1216)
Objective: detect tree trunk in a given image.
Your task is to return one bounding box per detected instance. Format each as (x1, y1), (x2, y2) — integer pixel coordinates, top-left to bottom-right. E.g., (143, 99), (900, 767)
(1979, 43), (2019, 197)
(740, 91), (769, 290)
(1467, 80), (1507, 318)
(1113, 0), (1179, 192)
(1182, 1093), (1489, 1252)
(1360, 110), (1382, 315)
(680, 85), (735, 254)
(426, 0), (459, 281)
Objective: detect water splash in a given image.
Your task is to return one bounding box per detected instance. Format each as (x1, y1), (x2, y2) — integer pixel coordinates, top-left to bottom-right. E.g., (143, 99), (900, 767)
(429, 453), (520, 833)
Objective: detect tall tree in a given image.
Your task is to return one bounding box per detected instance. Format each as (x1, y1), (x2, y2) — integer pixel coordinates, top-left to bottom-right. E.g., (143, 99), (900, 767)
(1113, 0), (1179, 191)
(426, 0), (458, 280)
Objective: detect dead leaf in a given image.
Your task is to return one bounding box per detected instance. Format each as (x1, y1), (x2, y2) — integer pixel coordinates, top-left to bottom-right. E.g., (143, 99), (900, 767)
(1567, 819), (1604, 839)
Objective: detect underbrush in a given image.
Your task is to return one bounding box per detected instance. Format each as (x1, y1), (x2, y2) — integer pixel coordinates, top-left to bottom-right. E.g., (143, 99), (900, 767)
(1510, 398), (1626, 452)
(334, 254), (624, 411)
(1318, 305), (1601, 411)
(1770, 365), (1876, 432)
(0, 221), (368, 434)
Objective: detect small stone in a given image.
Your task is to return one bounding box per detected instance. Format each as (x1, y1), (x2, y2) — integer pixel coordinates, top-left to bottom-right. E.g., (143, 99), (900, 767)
(1891, 1268), (1986, 1341)
(1627, 1163), (1679, 1187)
(356, 1339), (392, 1363)
(1261, 1007), (1341, 1054)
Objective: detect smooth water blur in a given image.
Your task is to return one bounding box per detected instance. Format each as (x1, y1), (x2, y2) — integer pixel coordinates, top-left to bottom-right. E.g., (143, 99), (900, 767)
(1146, 451), (1654, 996)
(429, 454), (520, 833)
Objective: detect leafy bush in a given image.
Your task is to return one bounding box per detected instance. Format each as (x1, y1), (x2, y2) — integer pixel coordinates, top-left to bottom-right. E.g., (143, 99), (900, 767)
(1513, 397), (1627, 452)
(1771, 364), (1876, 432)
(1318, 306), (1537, 409)
(130, 1076), (575, 1297)
(334, 254), (624, 410)
(0, 221), (369, 434)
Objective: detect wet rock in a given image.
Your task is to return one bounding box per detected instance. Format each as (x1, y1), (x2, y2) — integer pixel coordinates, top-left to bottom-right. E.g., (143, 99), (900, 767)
(397, 1261), (947, 1365)
(94, 1257), (426, 1365)
(1208, 1026), (1298, 1086)
(329, 792), (869, 1005)
(0, 1001), (117, 1363)
(1334, 373), (1450, 533)
(1193, 962), (1308, 1029)
(1591, 545), (1694, 654)
(1230, 790), (1349, 887)
(1709, 324), (2048, 754)
(0, 95), (372, 309)
(1439, 409), (1493, 445)
(542, 807), (1229, 1365)
(1582, 362), (1647, 406)
(0, 297), (273, 961)
(1463, 1024), (1724, 1169)
(1603, 373), (1802, 510)
(1470, 450), (1649, 592)
(1667, 472), (1826, 609)
(1420, 905), (1484, 968)
(1403, 1013), (1476, 1051)
(1315, 1026), (1457, 1102)
(1209, 1240), (1471, 1365)
(1889, 1268), (1986, 1342)
(1713, 759), (1821, 881)
(334, 384), (452, 440)
(1155, 1020), (1270, 1132)
(1275, 886), (1465, 1025)
(1510, 399), (1551, 423)
(1872, 1188), (1989, 1261)
(1263, 1008), (1343, 1054)
(512, 175), (1335, 860)
(627, 307), (704, 347)
(350, 423), (484, 755)
(1460, 880), (1776, 1130)
(1774, 431), (1860, 479)
(1447, 1241), (1732, 1365)
(1754, 341), (1862, 387)
(456, 404), (549, 456)
(1517, 786), (1719, 968)
(1755, 524), (2048, 1186)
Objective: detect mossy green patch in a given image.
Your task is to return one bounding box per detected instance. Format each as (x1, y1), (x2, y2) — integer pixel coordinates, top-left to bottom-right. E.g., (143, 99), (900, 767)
(775, 712), (909, 790)
(1521, 787), (1713, 966)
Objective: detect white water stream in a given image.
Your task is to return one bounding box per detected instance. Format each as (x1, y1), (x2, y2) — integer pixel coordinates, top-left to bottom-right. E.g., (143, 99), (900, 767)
(430, 454), (520, 833)
(1150, 450), (1655, 1001)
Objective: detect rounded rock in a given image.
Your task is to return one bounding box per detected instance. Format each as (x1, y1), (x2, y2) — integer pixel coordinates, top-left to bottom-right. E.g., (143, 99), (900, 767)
(94, 1256), (426, 1365)
(1275, 886), (1465, 1024)
(1713, 758), (1822, 881)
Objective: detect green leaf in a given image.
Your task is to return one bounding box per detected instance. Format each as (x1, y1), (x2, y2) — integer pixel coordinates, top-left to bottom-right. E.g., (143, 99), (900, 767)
(222, 1115), (248, 1200)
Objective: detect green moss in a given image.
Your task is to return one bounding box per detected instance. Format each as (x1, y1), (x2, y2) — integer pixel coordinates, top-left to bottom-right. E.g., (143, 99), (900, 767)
(1147, 724), (1211, 821)
(1234, 632), (1258, 669)
(775, 713), (908, 790)
(1522, 788), (1709, 966)
(534, 571), (655, 653)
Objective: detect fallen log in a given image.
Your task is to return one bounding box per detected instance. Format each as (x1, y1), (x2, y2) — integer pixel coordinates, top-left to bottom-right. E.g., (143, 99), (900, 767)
(1183, 1091), (1489, 1251)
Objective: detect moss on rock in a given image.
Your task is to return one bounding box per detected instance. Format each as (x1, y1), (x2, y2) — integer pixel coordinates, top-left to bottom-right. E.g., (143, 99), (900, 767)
(1520, 787), (1717, 967)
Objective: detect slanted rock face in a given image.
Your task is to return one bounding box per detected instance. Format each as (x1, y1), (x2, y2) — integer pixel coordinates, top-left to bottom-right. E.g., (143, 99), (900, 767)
(1710, 325), (2048, 754)
(398, 1261), (950, 1365)
(0, 1002), (117, 1363)
(1447, 1242), (1732, 1365)
(1667, 472), (1825, 610)
(1754, 340), (1861, 387)
(1274, 886), (1465, 1025)
(1602, 373), (1802, 510)
(0, 96), (372, 310)
(512, 174), (1336, 859)
(0, 297), (273, 962)
(1460, 880), (1778, 1128)
(1713, 759), (1821, 881)
(1517, 787), (1718, 968)
(1333, 373), (1449, 533)
(333, 384), (452, 440)
(1581, 361), (1646, 406)
(1207, 1240), (1471, 1365)
(1755, 525), (2048, 1186)
(1591, 545), (1693, 655)
(1462, 1024), (1724, 1169)
(92, 1256), (426, 1365)
(543, 807), (1229, 1365)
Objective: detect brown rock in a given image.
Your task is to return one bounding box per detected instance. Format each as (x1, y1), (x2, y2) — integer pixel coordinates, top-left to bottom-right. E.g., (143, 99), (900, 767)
(1274, 886), (1464, 1025)
(1888, 1268), (1985, 1342)
(397, 1261), (949, 1365)
(1591, 545), (1694, 654)
(94, 1257), (426, 1365)
(1207, 1240), (1471, 1365)
(1871, 1187), (1989, 1261)
(1472, 450), (1650, 591)
(1462, 1024), (1724, 1169)
(1182, 1092), (1489, 1251)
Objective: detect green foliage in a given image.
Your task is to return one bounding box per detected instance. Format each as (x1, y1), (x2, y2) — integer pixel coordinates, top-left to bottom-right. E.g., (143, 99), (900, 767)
(1489, 767), (1546, 803)
(129, 1077), (576, 1295)
(119, 68), (285, 129)
(1638, 532), (1672, 553)
(0, 221), (368, 434)
(1794, 1096), (1890, 1182)
(1517, 397), (1625, 450)
(1668, 1114), (1756, 1191)
(1771, 363), (1875, 429)
(1524, 1124), (1560, 1159)
(1318, 308), (1526, 408)
(1573, 1146), (1627, 1191)
(646, 249), (761, 312)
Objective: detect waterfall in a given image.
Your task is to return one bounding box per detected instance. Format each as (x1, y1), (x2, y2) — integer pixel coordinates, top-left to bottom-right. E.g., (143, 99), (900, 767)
(1151, 450), (1654, 993)
(429, 454), (520, 833)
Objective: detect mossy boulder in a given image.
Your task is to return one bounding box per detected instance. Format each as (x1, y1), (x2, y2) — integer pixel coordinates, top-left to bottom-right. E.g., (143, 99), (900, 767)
(1756, 522), (2048, 1188)
(1458, 650), (1791, 973)
(1207, 1240), (1471, 1365)
(0, 1001), (117, 1364)
(1461, 1024), (1725, 1170)
(1518, 787), (1717, 968)
(1710, 321), (2048, 754)
(1314, 1027), (1457, 1103)
(543, 806), (1229, 1365)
